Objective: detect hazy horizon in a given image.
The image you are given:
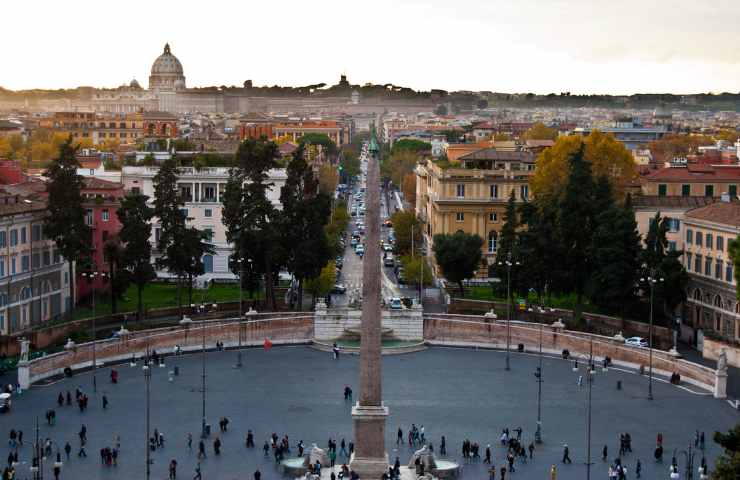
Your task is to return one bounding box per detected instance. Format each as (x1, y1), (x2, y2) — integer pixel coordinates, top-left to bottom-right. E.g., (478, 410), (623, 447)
(3, 0), (740, 96)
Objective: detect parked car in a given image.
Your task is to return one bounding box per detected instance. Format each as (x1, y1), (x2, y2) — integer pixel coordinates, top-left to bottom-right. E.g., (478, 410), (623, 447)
(355, 244), (365, 255)
(331, 284), (347, 294)
(384, 254), (395, 267)
(625, 337), (648, 348)
(389, 297), (403, 310)
(397, 267), (406, 284)
(383, 243), (393, 252)
(350, 238), (358, 247)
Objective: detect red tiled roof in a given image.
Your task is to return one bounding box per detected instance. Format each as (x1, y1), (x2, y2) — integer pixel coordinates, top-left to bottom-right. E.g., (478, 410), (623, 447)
(83, 177), (123, 190)
(685, 200), (740, 227)
(643, 166), (740, 182)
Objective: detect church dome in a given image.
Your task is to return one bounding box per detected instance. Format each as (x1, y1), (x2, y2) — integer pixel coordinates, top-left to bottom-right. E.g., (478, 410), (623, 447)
(151, 43), (183, 75)
(148, 43), (186, 92)
(129, 78), (142, 89)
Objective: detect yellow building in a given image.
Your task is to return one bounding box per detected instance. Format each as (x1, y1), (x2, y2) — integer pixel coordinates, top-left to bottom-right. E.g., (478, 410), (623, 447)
(416, 147), (536, 277)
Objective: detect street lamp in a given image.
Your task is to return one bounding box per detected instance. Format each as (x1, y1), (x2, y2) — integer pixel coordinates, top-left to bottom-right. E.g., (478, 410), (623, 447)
(573, 337), (599, 480)
(81, 270), (107, 393)
(234, 257), (251, 368)
(640, 270), (664, 401)
(674, 444), (697, 480)
(201, 315), (207, 439)
(497, 252), (521, 371)
(143, 356), (152, 480)
(534, 320), (544, 444)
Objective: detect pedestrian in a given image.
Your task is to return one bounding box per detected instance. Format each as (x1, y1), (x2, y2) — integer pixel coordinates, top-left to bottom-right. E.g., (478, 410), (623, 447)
(254, 469), (261, 480)
(420, 425), (425, 444)
(169, 459), (177, 479)
(214, 437), (221, 455)
(103, 395), (109, 409)
(397, 428), (403, 445)
(193, 462), (202, 480)
(187, 433), (192, 450)
(66, 391), (72, 406)
(507, 451), (515, 472)
(64, 442), (71, 460)
(78, 444), (87, 458)
(562, 444), (572, 464)
(636, 459), (642, 478)
(603, 444), (608, 462)
(700, 432), (705, 451)
(550, 464), (557, 480)
(500, 465), (507, 480)
(198, 440), (206, 460)
(159, 432), (165, 449)
(330, 448), (336, 467)
(246, 430), (254, 448)
(528, 442), (534, 459)
(263, 440), (269, 457)
(17, 431), (22, 446)
(440, 435), (446, 456)
(484, 445), (491, 464)
(57, 392), (64, 407)
(340, 438), (347, 458)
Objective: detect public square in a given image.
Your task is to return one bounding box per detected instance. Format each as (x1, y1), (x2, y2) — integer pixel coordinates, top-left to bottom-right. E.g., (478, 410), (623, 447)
(1, 345), (735, 479)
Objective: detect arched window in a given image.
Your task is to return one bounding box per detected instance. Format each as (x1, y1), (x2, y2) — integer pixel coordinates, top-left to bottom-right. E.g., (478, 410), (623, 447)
(20, 287), (31, 301)
(693, 289), (701, 300)
(714, 294), (723, 307)
(488, 231), (498, 253)
(0, 293), (7, 307)
(41, 280), (52, 294)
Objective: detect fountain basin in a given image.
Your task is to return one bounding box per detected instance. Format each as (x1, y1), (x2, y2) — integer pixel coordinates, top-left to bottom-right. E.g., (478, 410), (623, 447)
(433, 459), (461, 479)
(279, 457), (307, 476)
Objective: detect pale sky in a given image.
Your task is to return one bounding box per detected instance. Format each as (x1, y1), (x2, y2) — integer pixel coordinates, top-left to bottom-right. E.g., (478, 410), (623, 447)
(3, 0), (740, 94)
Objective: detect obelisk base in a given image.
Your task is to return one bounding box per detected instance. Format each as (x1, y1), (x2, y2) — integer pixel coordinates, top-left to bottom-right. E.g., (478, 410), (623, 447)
(350, 403), (389, 479)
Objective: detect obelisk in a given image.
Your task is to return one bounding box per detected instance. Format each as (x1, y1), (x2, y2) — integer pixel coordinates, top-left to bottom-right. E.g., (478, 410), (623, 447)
(350, 126), (389, 478)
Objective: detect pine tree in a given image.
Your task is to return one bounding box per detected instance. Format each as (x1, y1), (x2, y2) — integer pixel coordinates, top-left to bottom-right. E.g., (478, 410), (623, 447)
(589, 183), (642, 317)
(492, 191), (520, 297)
(222, 138), (281, 309)
(44, 137), (91, 313)
(117, 192), (156, 322)
(102, 236), (128, 314)
(518, 200), (561, 301)
(557, 145), (597, 323)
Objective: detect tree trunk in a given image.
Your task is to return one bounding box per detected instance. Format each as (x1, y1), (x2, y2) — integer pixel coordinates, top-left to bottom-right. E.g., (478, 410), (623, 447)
(69, 263), (76, 317)
(110, 262), (118, 314)
(458, 281), (465, 298)
(177, 276), (182, 319)
(188, 273), (193, 309)
(297, 279), (304, 312)
(137, 283), (144, 323)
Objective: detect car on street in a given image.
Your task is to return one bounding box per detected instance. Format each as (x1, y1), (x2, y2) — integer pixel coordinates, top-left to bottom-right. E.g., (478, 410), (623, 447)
(397, 267), (406, 284)
(389, 297), (403, 310)
(383, 220), (393, 227)
(350, 238), (358, 247)
(383, 243), (393, 252)
(625, 337), (648, 348)
(355, 244), (365, 256)
(331, 284), (347, 294)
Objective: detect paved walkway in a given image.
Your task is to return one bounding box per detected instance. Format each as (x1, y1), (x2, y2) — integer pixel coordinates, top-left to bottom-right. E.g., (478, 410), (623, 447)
(0, 346), (735, 479)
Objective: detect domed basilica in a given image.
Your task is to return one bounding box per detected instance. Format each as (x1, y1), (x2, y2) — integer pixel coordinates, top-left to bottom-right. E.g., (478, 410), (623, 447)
(148, 43), (186, 93)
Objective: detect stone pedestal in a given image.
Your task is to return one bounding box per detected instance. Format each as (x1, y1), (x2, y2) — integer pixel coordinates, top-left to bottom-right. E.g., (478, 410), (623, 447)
(350, 404), (389, 479)
(17, 361), (29, 390)
(714, 370), (728, 399)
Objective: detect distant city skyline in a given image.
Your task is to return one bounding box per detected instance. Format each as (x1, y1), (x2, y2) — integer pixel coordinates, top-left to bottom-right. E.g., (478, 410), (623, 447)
(3, 0), (740, 95)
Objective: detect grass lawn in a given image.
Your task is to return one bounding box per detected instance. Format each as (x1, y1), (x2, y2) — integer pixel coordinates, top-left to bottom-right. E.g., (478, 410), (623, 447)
(72, 283), (258, 320)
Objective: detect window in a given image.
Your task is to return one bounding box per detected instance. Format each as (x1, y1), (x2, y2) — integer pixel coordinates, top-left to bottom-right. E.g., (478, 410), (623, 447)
(154, 228), (161, 244)
(686, 229), (693, 244)
(102, 209), (109, 222)
(203, 186), (216, 202)
(705, 256), (712, 276)
(681, 184), (691, 196)
(696, 232), (703, 247)
(21, 255), (29, 272)
(0, 258), (4, 277)
(694, 254), (702, 273)
(716, 259), (723, 279)
(667, 218), (680, 232)
(456, 212), (465, 222)
(658, 184), (667, 196)
(488, 231), (498, 253)
(0, 231), (6, 248)
(705, 185), (714, 197)
(489, 185), (499, 198)
(489, 213), (497, 222)
(706, 233), (713, 250)
(686, 252), (692, 271)
(668, 241), (676, 252)
(520, 185), (529, 200)
(31, 225), (41, 242)
(32, 253), (40, 269)
(726, 263), (734, 283)
(204, 209), (213, 218)
(43, 250), (50, 266)
(717, 236), (724, 251)
(9, 230), (17, 246)
(53, 250), (60, 264)
(730, 185), (738, 197)
(85, 209), (93, 226)
(19, 227), (25, 244)
(456, 184), (465, 198)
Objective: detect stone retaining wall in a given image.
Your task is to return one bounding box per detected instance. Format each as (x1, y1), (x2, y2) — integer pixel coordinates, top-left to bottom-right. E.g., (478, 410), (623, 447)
(314, 306), (423, 341)
(25, 315), (314, 385)
(423, 314), (719, 395)
(703, 337), (740, 368)
(448, 298), (674, 349)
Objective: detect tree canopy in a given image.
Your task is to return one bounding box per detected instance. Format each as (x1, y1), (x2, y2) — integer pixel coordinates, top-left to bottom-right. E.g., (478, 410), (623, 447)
(433, 231), (483, 296)
(521, 122), (558, 141)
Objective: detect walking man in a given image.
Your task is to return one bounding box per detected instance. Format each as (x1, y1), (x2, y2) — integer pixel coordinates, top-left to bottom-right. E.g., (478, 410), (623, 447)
(562, 444), (572, 464)
(169, 459), (177, 479)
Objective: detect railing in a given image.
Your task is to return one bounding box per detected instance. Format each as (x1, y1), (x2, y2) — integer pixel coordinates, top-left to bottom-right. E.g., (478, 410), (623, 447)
(27, 314), (314, 384)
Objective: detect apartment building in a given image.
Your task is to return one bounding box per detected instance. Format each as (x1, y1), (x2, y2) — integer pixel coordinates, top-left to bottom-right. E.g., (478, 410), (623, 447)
(416, 147), (536, 278)
(0, 186), (70, 334)
(122, 165), (287, 281)
(682, 198), (740, 345)
(39, 111), (178, 145)
(642, 163), (740, 198)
